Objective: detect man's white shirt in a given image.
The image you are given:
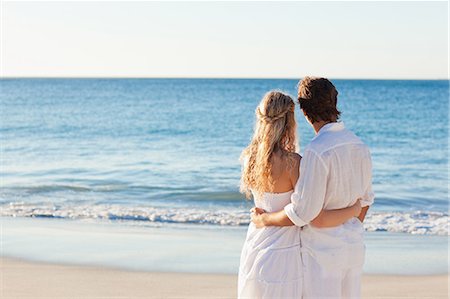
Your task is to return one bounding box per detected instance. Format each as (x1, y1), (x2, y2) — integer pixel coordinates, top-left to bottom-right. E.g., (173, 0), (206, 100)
(284, 121), (374, 227)
(284, 121), (374, 298)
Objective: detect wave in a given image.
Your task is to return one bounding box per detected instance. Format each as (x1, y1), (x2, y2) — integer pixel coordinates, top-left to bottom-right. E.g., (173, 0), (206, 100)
(363, 211), (448, 235)
(1, 202), (249, 225)
(1, 202), (448, 235)
(2, 184), (447, 210)
(1, 184), (245, 202)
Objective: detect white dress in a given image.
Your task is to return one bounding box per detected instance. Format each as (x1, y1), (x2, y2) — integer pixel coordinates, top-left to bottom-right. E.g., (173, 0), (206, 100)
(238, 190), (303, 299)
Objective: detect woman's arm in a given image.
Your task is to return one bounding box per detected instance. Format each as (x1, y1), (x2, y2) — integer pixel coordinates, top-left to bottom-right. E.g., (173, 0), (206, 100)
(310, 199), (362, 228)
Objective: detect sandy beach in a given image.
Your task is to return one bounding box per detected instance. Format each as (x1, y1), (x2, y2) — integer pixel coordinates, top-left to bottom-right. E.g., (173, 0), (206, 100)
(2, 257), (448, 299)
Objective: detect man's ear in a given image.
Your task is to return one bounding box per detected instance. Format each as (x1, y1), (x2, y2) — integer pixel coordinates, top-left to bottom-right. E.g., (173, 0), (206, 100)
(302, 109), (307, 116)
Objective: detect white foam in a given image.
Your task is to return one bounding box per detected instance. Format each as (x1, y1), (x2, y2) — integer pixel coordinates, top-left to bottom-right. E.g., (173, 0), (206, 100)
(363, 211), (448, 235)
(1, 202), (448, 235)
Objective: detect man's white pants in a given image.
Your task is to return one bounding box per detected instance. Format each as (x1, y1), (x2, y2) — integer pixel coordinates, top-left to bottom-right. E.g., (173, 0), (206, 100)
(302, 253), (363, 299)
(300, 218), (366, 299)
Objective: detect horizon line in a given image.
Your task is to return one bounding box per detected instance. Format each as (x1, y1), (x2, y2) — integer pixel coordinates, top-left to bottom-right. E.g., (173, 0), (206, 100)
(1, 76), (449, 81)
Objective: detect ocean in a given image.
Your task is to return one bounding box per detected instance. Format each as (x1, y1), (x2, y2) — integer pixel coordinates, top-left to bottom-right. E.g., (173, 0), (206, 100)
(1, 78), (448, 236)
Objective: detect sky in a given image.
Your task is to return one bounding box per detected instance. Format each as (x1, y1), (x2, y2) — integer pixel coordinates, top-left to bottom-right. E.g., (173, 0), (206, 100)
(1, 1), (448, 79)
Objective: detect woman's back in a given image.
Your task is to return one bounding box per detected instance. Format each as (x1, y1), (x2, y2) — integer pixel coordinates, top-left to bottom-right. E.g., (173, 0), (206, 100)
(266, 151), (300, 193)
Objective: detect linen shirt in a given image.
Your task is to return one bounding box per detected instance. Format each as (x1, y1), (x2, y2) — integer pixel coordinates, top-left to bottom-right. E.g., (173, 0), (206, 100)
(284, 122), (374, 227)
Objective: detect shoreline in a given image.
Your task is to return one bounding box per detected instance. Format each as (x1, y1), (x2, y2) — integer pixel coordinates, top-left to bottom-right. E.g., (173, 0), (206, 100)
(2, 257), (448, 299)
(2, 217), (448, 275)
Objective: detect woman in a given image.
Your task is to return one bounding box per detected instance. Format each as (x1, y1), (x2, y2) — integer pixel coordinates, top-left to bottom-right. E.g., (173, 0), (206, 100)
(238, 91), (361, 299)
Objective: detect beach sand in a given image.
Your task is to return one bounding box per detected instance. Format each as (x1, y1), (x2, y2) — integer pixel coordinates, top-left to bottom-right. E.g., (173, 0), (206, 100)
(1, 257), (448, 299)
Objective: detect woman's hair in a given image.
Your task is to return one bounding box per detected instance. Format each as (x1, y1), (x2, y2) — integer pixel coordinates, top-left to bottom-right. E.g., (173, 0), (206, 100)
(239, 90), (298, 199)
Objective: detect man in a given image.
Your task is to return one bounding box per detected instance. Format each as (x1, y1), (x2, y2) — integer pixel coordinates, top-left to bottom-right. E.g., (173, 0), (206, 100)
(251, 77), (374, 298)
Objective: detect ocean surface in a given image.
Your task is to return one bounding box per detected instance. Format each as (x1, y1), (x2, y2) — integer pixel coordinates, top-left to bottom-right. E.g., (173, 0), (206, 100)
(1, 78), (448, 235)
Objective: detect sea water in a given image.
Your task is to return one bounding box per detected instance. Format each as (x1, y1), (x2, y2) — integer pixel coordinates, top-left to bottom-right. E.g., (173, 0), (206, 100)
(1, 78), (448, 275)
(1, 79), (448, 235)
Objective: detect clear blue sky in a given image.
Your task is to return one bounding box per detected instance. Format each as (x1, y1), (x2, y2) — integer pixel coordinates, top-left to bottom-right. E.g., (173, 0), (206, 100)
(2, 1), (448, 79)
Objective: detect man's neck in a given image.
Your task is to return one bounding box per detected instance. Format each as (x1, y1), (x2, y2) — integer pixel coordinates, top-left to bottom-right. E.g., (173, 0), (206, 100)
(312, 120), (336, 134)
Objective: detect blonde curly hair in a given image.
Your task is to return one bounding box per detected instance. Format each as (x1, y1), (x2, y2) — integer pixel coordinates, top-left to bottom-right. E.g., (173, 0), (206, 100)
(240, 90), (298, 199)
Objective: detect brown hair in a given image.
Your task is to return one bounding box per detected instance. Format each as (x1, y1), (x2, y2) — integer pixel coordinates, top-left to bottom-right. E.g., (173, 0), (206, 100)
(239, 91), (298, 199)
(297, 77), (341, 124)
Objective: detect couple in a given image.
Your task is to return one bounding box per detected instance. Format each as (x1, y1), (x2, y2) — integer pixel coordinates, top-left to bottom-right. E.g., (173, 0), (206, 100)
(238, 77), (374, 299)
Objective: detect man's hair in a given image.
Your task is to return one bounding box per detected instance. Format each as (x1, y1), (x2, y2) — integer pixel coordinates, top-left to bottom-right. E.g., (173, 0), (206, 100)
(297, 77), (341, 124)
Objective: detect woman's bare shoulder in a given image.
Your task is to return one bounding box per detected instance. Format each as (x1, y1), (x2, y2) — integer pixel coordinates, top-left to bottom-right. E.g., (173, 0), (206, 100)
(289, 152), (302, 165)
(286, 153), (301, 186)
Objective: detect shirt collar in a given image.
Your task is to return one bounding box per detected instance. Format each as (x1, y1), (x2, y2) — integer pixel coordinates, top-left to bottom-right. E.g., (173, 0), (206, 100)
(316, 121), (345, 137)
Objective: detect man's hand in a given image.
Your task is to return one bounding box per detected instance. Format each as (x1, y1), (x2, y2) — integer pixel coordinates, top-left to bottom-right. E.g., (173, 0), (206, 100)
(351, 198), (362, 217)
(250, 207), (266, 228)
(358, 206), (370, 223)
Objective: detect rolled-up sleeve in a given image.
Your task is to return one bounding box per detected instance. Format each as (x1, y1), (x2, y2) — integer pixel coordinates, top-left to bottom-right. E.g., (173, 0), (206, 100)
(360, 149), (375, 207)
(284, 149), (329, 227)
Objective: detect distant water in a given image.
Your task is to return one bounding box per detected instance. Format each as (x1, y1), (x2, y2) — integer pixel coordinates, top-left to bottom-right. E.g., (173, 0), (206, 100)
(1, 79), (448, 235)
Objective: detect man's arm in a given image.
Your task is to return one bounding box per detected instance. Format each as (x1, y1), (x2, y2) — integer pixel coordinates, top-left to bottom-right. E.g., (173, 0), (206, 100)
(251, 199), (362, 228)
(251, 150), (328, 228)
(283, 150), (329, 227)
(251, 209), (294, 228)
(311, 199), (361, 228)
(358, 149), (374, 222)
